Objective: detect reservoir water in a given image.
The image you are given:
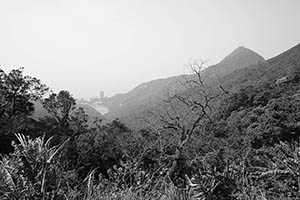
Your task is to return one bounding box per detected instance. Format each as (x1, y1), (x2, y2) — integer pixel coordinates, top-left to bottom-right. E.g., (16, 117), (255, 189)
(91, 104), (109, 115)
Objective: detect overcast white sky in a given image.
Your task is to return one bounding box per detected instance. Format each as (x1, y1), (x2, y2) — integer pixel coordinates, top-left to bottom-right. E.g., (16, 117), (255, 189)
(1, 0), (300, 98)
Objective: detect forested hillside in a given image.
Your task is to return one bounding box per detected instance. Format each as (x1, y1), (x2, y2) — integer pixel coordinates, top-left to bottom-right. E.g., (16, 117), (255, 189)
(221, 43), (300, 91)
(104, 46), (265, 123)
(1, 43), (300, 199)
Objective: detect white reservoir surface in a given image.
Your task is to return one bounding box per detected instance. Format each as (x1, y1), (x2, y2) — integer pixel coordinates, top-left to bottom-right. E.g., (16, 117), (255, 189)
(91, 104), (109, 115)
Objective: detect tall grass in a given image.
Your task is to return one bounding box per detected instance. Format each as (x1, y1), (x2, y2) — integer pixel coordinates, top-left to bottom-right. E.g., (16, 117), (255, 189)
(1, 134), (300, 199)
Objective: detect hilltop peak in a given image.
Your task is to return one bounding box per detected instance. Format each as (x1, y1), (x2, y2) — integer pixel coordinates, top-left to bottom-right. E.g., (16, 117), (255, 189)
(202, 46), (265, 79)
(236, 46), (246, 50)
(221, 46), (265, 64)
(221, 46), (265, 63)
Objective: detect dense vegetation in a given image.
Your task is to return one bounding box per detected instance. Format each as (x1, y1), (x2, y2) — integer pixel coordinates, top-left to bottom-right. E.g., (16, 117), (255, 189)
(1, 44), (300, 199)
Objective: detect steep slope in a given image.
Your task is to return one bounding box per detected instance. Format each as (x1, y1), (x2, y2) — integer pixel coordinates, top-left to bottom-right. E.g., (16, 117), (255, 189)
(103, 75), (186, 118)
(104, 46), (265, 120)
(221, 43), (300, 91)
(203, 46), (265, 80)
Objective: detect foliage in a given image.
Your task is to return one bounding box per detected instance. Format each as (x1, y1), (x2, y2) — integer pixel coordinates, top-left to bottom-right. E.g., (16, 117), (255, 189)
(0, 67), (49, 154)
(42, 90), (76, 131)
(0, 133), (69, 200)
(1, 64), (300, 199)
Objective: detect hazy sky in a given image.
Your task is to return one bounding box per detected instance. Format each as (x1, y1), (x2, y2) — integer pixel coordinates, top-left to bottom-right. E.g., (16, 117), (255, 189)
(1, 0), (300, 98)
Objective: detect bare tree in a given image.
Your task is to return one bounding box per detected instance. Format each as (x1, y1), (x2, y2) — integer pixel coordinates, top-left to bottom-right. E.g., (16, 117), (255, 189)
(150, 60), (227, 186)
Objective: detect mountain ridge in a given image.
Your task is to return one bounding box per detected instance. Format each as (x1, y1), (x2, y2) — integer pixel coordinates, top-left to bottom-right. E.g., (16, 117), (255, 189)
(103, 46), (266, 120)
(202, 46), (265, 80)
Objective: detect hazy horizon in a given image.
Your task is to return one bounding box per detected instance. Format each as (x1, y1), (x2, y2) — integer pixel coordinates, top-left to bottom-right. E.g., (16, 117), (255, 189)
(1, 0), (300, 98)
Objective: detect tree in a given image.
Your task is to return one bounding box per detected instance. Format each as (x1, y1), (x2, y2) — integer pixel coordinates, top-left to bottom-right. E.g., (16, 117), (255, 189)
(151, 60), (226, 187)
(41, 90), (94, 141)
(0, 67), (48, 154)
(75, 119), (131, 179)
(42, 90), (76, 129)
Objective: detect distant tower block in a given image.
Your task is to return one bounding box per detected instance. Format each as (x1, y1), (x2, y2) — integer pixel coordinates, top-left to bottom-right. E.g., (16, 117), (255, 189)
(99, 91), (104, 98)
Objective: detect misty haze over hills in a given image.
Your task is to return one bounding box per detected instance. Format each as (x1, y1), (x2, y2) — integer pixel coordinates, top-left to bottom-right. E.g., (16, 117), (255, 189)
(30, 42), (300, 129)
(92, 43), (299, 128)
(2, 1), (300, 198)
(2, 40), (300, 198)
(100, 46), (265, 118)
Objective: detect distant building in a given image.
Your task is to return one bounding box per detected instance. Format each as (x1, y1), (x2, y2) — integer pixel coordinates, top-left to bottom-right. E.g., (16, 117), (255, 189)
(99, 91), (105, 98)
